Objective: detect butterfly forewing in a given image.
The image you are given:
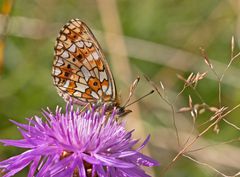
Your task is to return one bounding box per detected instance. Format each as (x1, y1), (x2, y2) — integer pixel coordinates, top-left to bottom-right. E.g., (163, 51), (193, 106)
(52, 19), (117, 106)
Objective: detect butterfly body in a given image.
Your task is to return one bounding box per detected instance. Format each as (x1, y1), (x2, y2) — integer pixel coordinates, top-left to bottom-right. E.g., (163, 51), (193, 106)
(52, 19), (130, 115)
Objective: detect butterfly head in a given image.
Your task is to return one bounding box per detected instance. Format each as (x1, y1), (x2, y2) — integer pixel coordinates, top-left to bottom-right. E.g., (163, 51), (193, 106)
(100, 100), (131, 117)
(116, 106), (132, 117)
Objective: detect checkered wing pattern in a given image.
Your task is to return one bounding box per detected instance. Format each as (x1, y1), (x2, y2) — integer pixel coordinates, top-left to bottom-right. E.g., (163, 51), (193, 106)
(52, 19), (117, 106)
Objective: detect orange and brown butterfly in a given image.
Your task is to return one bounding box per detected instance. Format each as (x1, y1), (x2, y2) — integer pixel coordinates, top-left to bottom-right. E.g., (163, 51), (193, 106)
(52, 19), (139, 116)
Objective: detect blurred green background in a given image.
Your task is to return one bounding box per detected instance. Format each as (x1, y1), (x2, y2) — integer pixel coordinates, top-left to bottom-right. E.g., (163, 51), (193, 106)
(0, 0), (240, 176)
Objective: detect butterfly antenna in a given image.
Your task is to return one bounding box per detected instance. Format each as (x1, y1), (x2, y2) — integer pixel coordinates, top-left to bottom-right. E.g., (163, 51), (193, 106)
(123, 76), (140, 107)
(125, 89), (154, 108)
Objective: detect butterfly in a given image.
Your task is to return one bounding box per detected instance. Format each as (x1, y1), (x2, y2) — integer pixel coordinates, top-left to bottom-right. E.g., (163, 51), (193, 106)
(52, 19), (140, 116)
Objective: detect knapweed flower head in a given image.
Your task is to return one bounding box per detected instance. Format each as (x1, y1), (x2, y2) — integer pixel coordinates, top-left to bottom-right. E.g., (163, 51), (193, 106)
(0, 103), (159, 177)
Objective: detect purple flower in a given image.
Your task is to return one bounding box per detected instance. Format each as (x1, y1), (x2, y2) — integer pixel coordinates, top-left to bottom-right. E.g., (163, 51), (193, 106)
(0, 104), (159, 177)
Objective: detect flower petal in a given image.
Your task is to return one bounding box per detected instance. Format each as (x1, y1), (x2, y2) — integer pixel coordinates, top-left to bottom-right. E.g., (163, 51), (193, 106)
(131, 153), (160, 167)
(77, 158), (86, 177)
(94, 154), (135, 168)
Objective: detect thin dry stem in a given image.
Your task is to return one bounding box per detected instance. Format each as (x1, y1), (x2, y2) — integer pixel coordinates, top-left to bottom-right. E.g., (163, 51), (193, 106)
(198, 104), (240, 129)
(219, 51), (240, 85)
(161, 102), (239, 175)
(183, 154), (240, 177)
(218, 51), (240, 107)
(201, 45), (240, 108)
(177, 73), (207, 103)
(182, 117), (196, 149)
(145, 75), (180, 146)
(187, 137), (240, 153)
(174, 84), (187, 103)
(223, 118), (240, 131)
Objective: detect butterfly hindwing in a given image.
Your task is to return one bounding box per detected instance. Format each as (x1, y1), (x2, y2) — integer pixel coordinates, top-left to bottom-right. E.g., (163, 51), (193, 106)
(52, 19), (117, 105)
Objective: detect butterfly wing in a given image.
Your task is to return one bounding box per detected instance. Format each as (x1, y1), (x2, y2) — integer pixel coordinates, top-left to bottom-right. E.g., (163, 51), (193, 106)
(52, 19), (117, 105)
